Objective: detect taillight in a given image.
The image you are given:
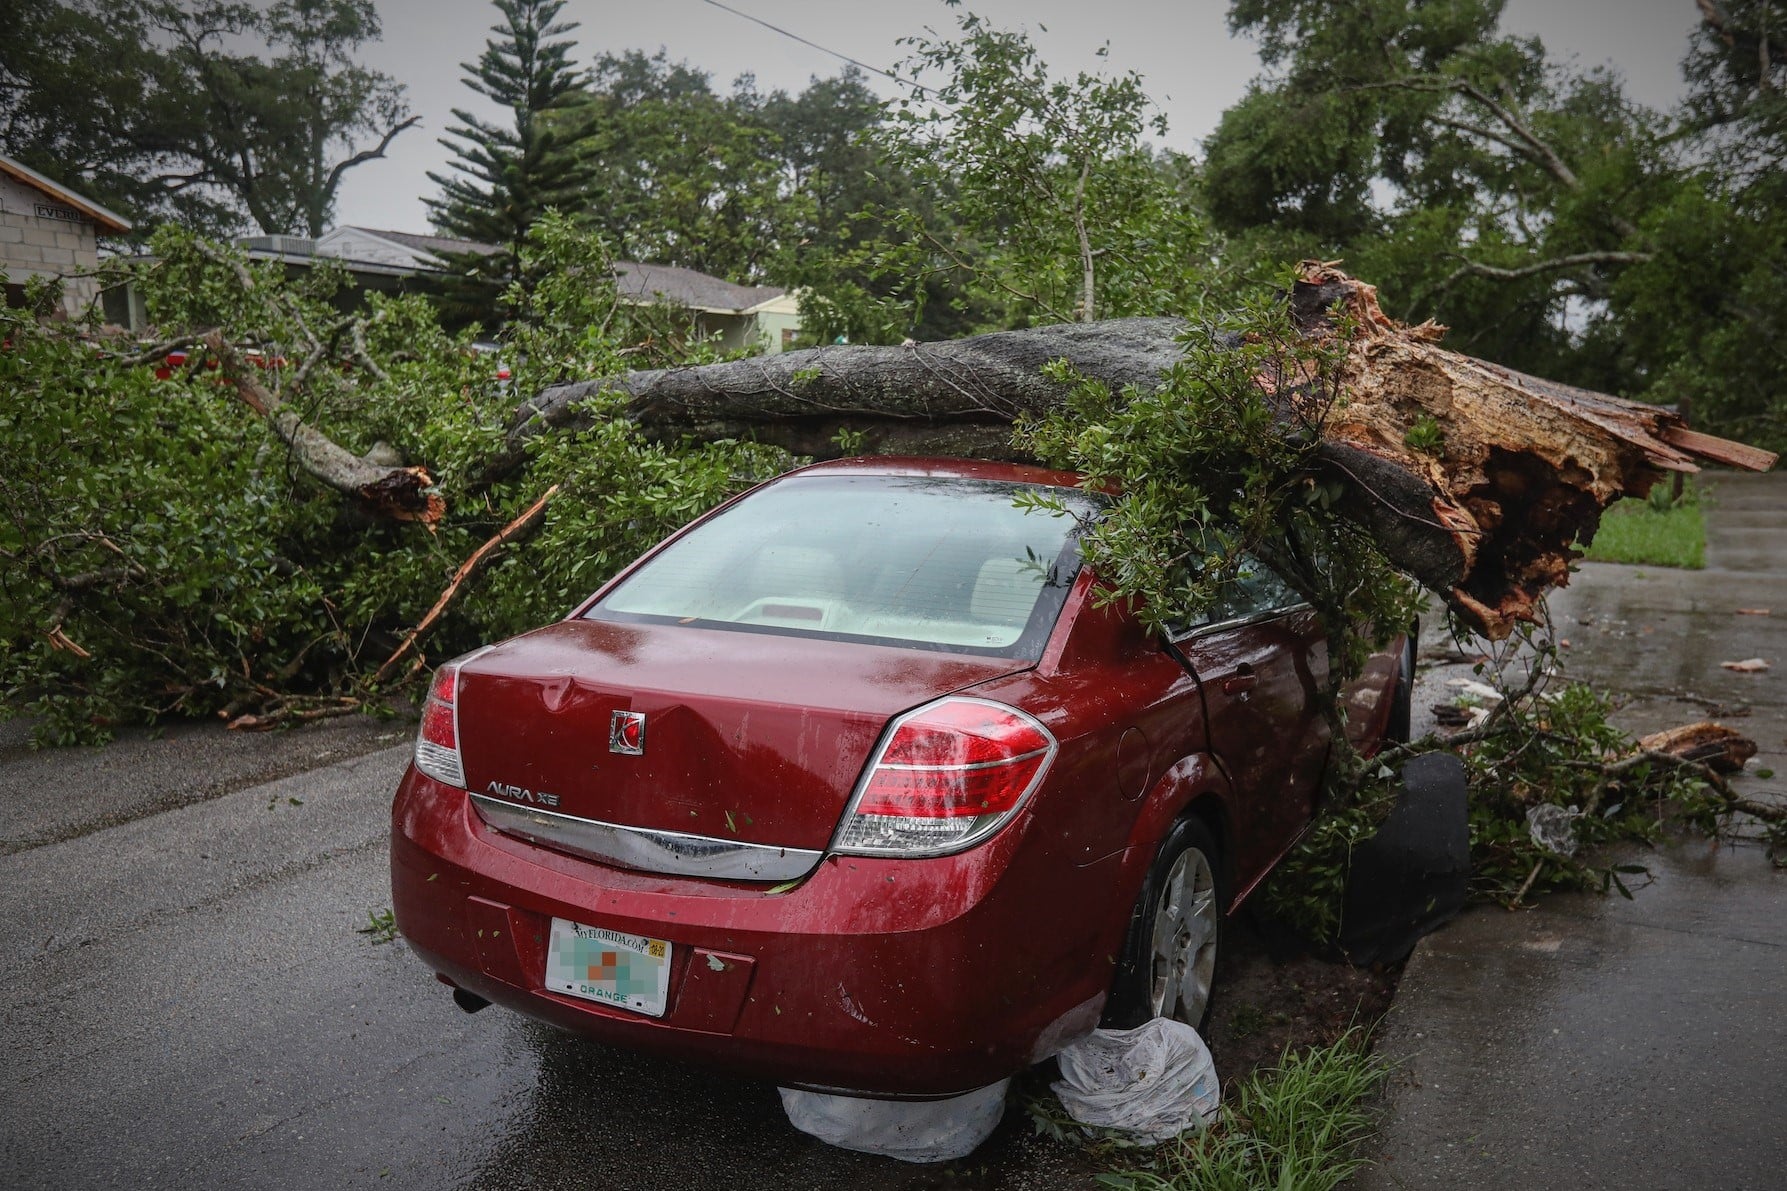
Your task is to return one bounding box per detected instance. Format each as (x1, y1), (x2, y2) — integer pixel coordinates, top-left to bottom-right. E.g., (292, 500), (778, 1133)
(833, 697), (1056, 857)
(414, 662), (465, 788)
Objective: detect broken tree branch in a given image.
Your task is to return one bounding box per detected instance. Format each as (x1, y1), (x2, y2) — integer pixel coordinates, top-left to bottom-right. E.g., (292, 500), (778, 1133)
(373, 483), (561, 684)
(1435, 250), (1655, 292)
(1612, 748), (1787, 827)
(202, 330), (443, 525)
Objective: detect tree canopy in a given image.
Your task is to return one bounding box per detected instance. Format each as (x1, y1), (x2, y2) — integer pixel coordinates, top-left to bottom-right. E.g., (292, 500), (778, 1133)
(1202, 0), (1786, 448)
(0, 0), (415, 237)
(560, 50), (796, 283)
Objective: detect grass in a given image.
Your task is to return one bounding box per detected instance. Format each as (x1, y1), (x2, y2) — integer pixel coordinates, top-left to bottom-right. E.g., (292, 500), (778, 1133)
(1092, 1029), (1391, 1191)
(1579, 483), (1706, 569)
(357, 907), (399, 944)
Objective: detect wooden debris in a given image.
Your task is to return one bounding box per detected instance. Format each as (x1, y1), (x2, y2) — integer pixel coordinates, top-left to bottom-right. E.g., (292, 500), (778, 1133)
(1636, 722), (1760, 774)
(203, 330), (444, 526)
(372, 483), (562, 684)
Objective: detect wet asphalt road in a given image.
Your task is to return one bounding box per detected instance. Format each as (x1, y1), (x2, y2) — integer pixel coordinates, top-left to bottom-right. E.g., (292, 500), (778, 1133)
(1357, 470), (1787, 1190)
(0, 716), (1095, 1190)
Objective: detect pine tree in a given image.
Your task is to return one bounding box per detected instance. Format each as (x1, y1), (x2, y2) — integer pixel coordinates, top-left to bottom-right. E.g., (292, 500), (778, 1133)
(425, 0), (593, 323)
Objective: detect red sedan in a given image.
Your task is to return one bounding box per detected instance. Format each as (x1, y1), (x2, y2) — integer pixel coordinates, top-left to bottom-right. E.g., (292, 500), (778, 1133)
(390, 457), (1405, 1097)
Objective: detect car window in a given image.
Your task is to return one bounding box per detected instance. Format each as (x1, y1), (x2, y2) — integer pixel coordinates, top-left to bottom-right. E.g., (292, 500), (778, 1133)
(1207, 555), (1300, 621)
(1166, 551), (1305, 637)
(588, 474), (1096, 657)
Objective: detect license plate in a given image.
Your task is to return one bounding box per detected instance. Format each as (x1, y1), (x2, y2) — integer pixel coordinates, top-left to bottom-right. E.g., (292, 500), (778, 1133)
(544, 917), (673, 1018)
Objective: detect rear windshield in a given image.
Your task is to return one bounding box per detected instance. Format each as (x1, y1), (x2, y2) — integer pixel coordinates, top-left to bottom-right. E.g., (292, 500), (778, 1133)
(587, 474), (1096, 657)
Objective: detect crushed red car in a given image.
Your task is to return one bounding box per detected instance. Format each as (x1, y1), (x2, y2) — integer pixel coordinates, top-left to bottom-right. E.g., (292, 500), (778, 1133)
(390, 457), (1407, 1097)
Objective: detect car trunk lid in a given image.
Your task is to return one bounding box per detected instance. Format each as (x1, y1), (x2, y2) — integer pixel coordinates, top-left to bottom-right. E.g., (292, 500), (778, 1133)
(455, 618), (1031, 865)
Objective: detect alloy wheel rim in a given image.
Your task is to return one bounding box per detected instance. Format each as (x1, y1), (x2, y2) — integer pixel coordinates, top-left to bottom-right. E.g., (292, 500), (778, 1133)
(1148, 846), (1217, 1024)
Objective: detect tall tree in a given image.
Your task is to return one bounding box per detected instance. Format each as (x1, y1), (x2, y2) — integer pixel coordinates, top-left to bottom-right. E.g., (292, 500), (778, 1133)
(0, 0), (414, 236)
(1683, 0), (1787, 189)
(1607, 0), (1787, 449)
(753, 67), (993, 344)
(798, 13), (1212, 342)
(563, 51), (797, 283)
(1202, 0), (1784, 448)
(426, 0), (595, 320)
(1204, 0), (1672, 388)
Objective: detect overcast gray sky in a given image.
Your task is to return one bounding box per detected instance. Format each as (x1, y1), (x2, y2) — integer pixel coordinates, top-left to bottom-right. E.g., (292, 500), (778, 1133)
(333, 0), (1705, 234)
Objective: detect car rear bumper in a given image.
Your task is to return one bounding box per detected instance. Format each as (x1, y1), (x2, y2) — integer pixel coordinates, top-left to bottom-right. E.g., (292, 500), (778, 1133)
(390, 765), (1118, 1097)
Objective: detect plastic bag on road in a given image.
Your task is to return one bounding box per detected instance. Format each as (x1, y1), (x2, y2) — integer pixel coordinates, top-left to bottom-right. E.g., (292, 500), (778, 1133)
(777, 1078), (1010, 1163)
(1051, 1018), (1220, 1144)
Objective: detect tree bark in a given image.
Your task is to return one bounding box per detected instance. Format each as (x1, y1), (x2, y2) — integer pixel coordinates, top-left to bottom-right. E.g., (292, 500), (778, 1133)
(506, 264), (1776, 639)
(203, 331), (444, 526)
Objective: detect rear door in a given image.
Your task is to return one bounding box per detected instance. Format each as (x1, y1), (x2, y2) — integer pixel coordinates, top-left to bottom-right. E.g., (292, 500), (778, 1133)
(1171, 557), (1329, 888)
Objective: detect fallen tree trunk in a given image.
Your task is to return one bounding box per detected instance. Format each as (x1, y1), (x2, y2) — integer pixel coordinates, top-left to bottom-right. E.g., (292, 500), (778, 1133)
(509, 264), (1775, 638)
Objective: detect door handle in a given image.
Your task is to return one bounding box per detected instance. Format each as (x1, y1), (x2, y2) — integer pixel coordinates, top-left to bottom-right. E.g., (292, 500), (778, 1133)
(1223, 664), (1257, 695)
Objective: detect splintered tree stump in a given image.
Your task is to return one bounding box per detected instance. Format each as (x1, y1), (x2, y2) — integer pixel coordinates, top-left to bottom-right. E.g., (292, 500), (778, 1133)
(507, 264), (1776, 638)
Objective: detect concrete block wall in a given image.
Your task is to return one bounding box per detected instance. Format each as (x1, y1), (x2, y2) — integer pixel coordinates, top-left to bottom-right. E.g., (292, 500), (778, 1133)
(0, 172), (103, 315)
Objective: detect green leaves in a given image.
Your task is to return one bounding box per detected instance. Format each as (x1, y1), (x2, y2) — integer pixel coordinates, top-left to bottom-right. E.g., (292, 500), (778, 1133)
(1021, 279), (1420, 659)
(0, 221), (774, 744)
(798, 11), (1213, 343)
(1, 0), (414, 236)
(426, 0), (596, 324)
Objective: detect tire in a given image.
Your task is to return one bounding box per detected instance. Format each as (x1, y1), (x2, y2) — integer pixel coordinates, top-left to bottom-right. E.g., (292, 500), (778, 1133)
(1103, 816), (1226, 1030)
(1387, 623), (1417, 745)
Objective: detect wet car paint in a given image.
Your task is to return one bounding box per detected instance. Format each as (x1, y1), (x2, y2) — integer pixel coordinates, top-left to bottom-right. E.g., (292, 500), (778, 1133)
(456, 619), (1030, 851)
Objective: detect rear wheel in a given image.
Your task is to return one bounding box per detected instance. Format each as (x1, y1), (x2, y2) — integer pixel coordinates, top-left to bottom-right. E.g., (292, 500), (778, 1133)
(1104, 817), (1225, 1030)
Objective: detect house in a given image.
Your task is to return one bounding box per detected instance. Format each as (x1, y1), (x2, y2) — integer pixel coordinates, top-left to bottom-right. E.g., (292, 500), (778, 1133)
(232, 226), (803, 353)
(0, 153), (132, 318)
(611, 260), (802, 354)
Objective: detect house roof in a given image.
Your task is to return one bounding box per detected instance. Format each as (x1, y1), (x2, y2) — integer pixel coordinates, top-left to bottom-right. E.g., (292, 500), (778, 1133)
(615, 261), (787, 315)
(350, 228), (499, 259)
(241, 225), (789, 314)
(0, 154), (132, 234)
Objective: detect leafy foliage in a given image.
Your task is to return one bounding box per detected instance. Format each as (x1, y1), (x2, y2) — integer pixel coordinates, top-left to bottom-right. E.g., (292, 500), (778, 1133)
(1204, 0), (1785, 450)
(560, 50), (800, 284)
(0, 0), (414, 236)
(0, 219), (774, 744)
(1207, 1), (1666, 385)
(1257, 624), (1718, 943)
(1018, 281), (1422, 719)
(800, 11), (1214, 342)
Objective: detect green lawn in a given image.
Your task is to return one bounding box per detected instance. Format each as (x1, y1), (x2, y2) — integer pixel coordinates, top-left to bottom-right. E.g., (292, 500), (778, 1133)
(1579, 486), (1706, 569)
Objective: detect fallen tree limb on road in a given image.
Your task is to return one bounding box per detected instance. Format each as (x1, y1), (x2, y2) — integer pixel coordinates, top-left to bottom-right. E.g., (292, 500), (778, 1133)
(509, 264), (1776, 638)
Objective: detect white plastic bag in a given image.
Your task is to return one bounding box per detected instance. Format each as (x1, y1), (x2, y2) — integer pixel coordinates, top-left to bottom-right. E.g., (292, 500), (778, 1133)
(1051, 1018), (1221, 1143)
(1526, 802), (1582, 856)
(777, 1078), (1010, 1163)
